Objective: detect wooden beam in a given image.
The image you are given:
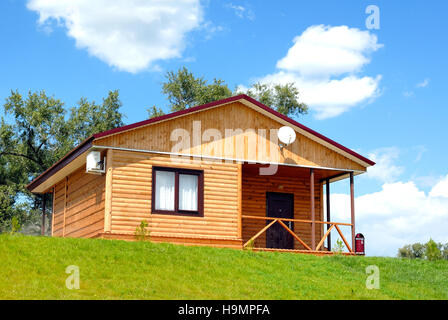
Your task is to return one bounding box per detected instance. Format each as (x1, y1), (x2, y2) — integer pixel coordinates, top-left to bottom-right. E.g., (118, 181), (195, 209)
(319, 172), (349, 183)
(243, 219), (278, 248)
(335, 224), (353, 253)
(326, 178), (331, 251)
(241, 215), (352, 226)
(310, 168), (315, 250)
(51, 187), (55, 237)
(277, 220), (312, 251)
(63, 176), (68, 237)
(104, 149), (114, 233)
(350, 172), (355, 251)
(316, 224), (334, 251)
(237, 163), (242, 239)
(41, 193), (46, 236)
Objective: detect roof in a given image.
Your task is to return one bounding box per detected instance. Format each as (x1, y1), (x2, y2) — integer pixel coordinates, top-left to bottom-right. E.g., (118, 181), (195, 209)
(27, 94), (375, 193)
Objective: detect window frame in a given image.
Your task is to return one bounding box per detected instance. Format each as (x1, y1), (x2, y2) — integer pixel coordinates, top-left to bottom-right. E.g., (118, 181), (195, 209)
(151, 166), (204, 217)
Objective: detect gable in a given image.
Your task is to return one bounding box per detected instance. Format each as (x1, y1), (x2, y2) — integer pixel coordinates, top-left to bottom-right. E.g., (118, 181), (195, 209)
(93, 101), (366, 172)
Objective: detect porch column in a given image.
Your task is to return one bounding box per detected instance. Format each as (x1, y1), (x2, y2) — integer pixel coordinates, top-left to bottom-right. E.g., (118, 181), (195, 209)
(310, 168), (315, 250)
(350, 172), (355, 251)
(41, 193), (46, 236)
(326, 178), (331, 251)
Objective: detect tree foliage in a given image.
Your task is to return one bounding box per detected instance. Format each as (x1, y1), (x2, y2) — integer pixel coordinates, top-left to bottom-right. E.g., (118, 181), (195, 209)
(245, 82), (308, 117)
(0, 90), (124, 233)
(158, 67), (308, 118)
(398, 239), (446, 261)
(162, 67), (232, 112)
(147, 105), (166, 119)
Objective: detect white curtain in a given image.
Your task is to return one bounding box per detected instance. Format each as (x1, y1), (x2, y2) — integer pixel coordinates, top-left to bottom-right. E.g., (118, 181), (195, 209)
(155, 171), (175, 211)
(179, 174), (198, 211)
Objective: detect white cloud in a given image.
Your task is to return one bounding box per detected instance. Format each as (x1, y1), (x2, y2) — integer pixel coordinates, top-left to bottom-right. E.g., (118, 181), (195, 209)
(331, 177), (448, 257)
(27, 0), (203, 73)
(276, 25), (382, 77)
(226, 3), (255, 20)
(429, 175), (448, 198)
(416, 78), (430, 88)
(260, 71), (381, 119)
(365, 147), (404, 183)
(252, 25), (383, 119)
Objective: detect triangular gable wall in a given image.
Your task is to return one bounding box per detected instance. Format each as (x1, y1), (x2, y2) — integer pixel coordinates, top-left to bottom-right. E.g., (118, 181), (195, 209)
(94, 101), (366, 171)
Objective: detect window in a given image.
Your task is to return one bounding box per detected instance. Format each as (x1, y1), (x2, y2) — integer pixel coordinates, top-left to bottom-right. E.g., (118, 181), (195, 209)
(152, 167), (203, 216)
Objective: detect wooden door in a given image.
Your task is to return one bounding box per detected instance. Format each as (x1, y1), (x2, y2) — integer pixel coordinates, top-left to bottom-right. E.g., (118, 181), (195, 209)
(266, 192), (294, 249)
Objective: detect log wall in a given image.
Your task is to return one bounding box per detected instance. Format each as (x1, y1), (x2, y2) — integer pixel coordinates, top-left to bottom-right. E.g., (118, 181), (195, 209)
(107, 150), (241, 241)
(51, 166), (105, 238)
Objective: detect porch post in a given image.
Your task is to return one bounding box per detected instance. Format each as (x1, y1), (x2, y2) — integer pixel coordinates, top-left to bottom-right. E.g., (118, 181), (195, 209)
(310, 168), (315, 250)
(350, 172), (355, 251)
(41, 193), (46, 236)
(326, 178), (331, 251)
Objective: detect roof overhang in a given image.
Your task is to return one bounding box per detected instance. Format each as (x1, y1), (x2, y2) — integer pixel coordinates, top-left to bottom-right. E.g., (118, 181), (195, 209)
(27, 137), (93, 193)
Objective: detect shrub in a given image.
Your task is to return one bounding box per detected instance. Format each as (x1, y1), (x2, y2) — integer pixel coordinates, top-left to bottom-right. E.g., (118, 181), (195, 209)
(134, 220), (150, 241)
(333, 238), (345, 254)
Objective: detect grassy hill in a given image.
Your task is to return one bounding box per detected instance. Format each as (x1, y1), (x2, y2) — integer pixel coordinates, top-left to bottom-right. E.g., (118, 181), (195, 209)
(1, 234), (447, 299)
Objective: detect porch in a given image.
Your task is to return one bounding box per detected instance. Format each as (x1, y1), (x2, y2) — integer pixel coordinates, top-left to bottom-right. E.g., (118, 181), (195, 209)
(240, 164), (358, 255)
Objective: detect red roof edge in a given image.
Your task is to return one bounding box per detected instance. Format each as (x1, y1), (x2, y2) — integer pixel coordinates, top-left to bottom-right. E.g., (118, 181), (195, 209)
(28, 94), (375, 192)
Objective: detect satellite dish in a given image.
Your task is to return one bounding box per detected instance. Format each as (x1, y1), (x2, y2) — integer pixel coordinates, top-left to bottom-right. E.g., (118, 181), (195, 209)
(277, 126), (296, 146)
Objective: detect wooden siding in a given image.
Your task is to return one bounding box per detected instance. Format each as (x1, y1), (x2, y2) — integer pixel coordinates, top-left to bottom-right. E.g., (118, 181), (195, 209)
(94, 102), (365, 172)
(52, 180), (65, 236)
(51, 166), (105, 238)
(108, 150), (240, 240)
(241, 170), (324, 250)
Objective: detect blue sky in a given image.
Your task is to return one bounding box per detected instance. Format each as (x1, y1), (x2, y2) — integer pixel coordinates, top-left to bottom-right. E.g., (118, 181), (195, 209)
(1, 0), (448, 256)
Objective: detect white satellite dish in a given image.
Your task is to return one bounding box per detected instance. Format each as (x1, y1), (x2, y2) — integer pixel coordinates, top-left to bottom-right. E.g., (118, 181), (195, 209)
(277, 126), (296, 147)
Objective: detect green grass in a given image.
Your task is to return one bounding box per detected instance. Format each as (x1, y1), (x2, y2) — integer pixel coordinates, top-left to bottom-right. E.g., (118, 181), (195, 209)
(1, 234), (447, 299)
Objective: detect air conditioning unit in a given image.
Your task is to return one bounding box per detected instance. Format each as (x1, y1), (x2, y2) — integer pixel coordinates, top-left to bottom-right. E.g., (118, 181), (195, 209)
(86, 150), (106, 175)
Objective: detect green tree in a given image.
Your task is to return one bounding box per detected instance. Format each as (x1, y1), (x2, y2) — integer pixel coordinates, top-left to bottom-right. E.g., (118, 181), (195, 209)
(425, 239), (442, 261)
(0, 90), (124, 234)
(161, 67), (307, 118)
(162, 67), (232, 112)
(411, 242), (425, 259)
(147, 105), (165, 119)
(245, 82), (308, 118)
(398, 244), (413, 258)
(67, 90), (124, 146)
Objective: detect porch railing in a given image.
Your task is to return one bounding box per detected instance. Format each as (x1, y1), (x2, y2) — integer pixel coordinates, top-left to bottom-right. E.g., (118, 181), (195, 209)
(242, 215), (354, 254)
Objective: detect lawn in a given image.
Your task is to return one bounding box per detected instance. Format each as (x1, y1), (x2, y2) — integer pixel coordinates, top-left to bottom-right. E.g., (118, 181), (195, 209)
(1, 234), (447, 299)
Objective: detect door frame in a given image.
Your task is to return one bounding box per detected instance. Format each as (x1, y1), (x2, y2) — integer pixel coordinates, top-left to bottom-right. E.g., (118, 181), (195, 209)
(266, 192), (294, 249)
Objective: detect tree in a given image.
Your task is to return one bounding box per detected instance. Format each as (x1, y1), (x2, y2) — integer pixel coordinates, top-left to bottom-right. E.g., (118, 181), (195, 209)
(412, 242), (425, 259)
(147, 105), (165, 119)
(0, 90), (124, 234)
(67, 90), (124, 147)
(161, 67), (307, 118)
(162, 67), (232, 112)
(245, 82), (308, 118)
(425, 239), (442, 261)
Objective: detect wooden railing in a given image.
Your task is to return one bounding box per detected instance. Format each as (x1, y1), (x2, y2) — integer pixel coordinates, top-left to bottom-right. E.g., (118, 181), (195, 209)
(242, 215), (354, 254)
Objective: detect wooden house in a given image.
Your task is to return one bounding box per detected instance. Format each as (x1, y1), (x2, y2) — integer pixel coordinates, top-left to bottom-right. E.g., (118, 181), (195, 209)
(27, 95), (374, 254)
